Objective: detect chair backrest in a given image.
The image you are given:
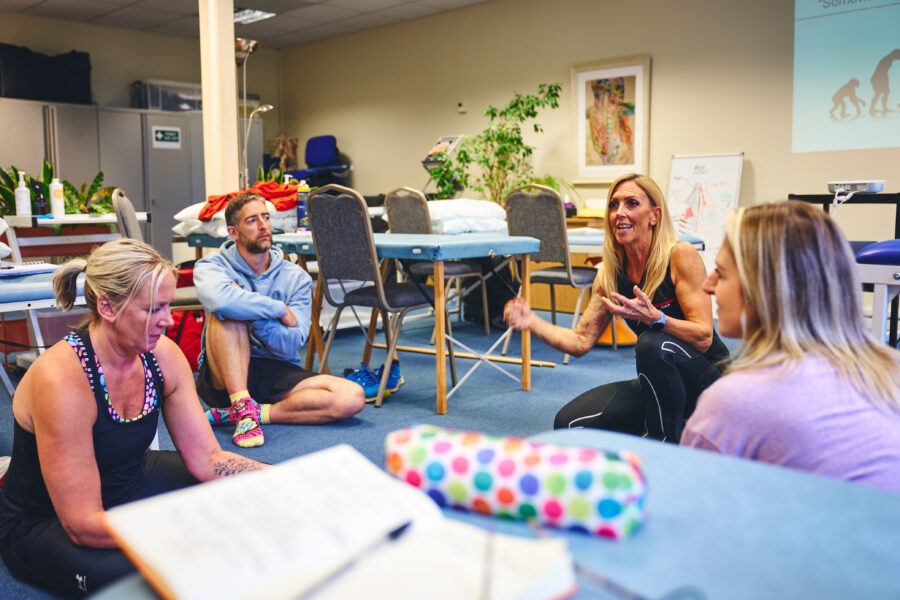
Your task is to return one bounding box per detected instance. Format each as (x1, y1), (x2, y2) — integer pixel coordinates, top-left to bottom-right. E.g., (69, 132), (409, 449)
(305, 135), (339, 168)
(112, 188), (142, 242)
(307, 184), (389, 307)
(505, 184), (572, 263)
(384, 187), (432, 234)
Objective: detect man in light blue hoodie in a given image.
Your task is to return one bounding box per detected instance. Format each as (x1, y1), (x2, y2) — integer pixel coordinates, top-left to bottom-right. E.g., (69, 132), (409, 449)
(193, 193), (364, 448)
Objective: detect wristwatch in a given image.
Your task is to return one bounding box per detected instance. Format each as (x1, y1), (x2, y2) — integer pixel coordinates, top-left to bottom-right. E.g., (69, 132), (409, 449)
(649, 311), (667, 330)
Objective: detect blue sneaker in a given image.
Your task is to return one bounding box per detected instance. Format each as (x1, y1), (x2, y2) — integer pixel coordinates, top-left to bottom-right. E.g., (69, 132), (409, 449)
(375, 362), (404, 393)
(343, 363), (390, 402)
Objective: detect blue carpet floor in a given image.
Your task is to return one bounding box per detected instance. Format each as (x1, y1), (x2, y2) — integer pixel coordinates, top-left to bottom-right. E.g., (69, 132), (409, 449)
(0, 310), (732, 598)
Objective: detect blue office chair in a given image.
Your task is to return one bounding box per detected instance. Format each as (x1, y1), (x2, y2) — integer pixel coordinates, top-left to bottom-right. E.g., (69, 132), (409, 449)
(287, 135), (352, 187)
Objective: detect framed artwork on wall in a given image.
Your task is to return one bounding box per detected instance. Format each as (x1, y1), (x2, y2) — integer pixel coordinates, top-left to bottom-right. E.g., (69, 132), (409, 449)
(572, 55), (651, 183)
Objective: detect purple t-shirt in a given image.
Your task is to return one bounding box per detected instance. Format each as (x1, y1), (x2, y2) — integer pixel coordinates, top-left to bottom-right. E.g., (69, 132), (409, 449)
(682, 355), (900, 494)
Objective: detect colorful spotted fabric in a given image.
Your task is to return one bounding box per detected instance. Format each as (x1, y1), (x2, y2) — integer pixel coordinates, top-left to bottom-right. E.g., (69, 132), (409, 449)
(64, 331), (162, 423)
(385, 425), (647, 540)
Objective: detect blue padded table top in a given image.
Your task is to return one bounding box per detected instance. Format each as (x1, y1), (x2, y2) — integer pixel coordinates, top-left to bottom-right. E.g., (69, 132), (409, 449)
(89, 427), (900, 600)
(520, 429), (900, 600)
(188, 232), (541, 260)
(0, 272), (84, 305)
(856, 239), (900, 265)
(567, 232), (706, 251)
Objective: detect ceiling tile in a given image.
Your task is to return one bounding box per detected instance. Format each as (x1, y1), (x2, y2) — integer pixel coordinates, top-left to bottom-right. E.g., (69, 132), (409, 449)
(91, 6), (183, 29)
(0, 0), (44, 11)
(132, 0), (197, 16)
(23, 0), (121, 21)
(420, 0), (485, 9)
(267, 20), (355, 46)
(280, 3), (358, 21)
(339, 11), (396, 31)
(375, 2), (442, 21)
(235, 17), (301, 38)
(146, 14), (200, 38)
(327, 0), (407, 11)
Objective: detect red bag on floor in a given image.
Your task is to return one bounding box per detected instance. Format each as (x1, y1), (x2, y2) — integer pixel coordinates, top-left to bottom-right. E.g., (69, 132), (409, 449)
(167, 310), (204, 371)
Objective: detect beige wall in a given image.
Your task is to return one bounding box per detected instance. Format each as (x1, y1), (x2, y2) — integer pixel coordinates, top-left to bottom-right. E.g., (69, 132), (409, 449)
(0, 11), (281, 144)
(3, 3), (897, 240)
(280, 0), (899, 241)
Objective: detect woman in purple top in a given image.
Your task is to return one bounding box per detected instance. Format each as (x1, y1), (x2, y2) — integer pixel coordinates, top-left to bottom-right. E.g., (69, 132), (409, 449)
(683, 201), (900, 493)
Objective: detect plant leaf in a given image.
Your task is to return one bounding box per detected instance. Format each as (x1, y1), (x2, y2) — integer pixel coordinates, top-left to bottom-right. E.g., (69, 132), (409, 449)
(41, 158), (54, 184)
(86, 172), (104, 199)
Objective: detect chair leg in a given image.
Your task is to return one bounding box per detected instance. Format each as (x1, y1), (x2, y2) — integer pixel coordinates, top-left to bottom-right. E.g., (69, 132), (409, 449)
(549, 285), (557, 325)
(564, 286), (589, 365)
(375, 310), (405, 408)
(479, 274), (490, 335)
(319, 306), (345, 374)
(501, 325), (514, 356)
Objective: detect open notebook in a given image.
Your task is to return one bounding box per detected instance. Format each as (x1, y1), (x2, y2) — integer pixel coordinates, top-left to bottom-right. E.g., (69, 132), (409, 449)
(103, 444), (577, 600)
(0, 261), (56, 278)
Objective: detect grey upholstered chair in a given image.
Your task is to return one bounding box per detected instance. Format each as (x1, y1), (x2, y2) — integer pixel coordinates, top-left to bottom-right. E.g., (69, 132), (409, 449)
(112, 188), (203, 312)
(308, 184), (440, 407)
(504, 184), (597, 364)
(384, 187), (490, 336)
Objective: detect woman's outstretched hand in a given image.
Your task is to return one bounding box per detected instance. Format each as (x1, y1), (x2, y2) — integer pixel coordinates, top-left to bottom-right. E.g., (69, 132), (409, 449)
(504, 297), (532, 331)
(601, 285), (661, 325)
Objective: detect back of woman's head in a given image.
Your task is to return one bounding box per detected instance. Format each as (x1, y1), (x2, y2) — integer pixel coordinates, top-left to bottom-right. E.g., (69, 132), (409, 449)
(726, 200), (900, 413)
(54, 238), (176, 325)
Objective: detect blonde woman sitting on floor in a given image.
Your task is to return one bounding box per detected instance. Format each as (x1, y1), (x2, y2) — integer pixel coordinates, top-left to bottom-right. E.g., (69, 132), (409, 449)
(682, 201), (900, 493)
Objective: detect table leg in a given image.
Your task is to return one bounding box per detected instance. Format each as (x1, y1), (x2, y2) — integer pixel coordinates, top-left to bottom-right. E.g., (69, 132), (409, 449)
(362, 309), (380, 365)
(307, 270), (328, 374)
(521, 255), (531, 391)
(434, 261), (447, 414)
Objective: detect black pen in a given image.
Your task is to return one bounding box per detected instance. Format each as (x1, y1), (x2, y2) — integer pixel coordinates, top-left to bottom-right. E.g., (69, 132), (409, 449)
(298, 521), (412, 599)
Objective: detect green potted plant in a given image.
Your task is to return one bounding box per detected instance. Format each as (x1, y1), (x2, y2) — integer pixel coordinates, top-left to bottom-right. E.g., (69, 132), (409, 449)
(428, 83), (562, 205)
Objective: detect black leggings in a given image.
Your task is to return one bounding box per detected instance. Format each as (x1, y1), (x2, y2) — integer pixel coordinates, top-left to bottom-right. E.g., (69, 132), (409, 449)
(0, 451), (198, 598)
(554, 330), (724, 443)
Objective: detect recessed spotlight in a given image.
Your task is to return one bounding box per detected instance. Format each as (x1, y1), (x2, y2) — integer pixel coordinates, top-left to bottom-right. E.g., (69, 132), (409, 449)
(234, 7), (276, 25)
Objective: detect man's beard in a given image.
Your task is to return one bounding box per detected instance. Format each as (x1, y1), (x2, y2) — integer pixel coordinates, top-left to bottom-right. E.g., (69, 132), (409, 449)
(243, 236), (271, 254)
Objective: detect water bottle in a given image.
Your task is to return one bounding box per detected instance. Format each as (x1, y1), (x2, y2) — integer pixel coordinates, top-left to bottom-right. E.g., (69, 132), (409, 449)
(297, 179), (311, 231)
(14, 172), (31, 216)
(49, 178), (65, 218)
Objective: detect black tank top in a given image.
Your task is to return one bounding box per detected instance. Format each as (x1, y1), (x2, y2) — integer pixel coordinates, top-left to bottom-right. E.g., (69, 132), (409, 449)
(615, 261), (730, 365)
(0, 328), (163, 539)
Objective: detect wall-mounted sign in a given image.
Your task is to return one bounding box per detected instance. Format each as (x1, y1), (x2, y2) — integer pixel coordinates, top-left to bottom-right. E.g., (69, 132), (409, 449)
(152, 126), (182, 149)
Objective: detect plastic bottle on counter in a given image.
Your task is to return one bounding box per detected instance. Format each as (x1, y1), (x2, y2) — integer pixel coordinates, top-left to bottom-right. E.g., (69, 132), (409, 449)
(14, 172), (31, 216)
(297, 179), (311, 231)
(30, 180), (48, 215)
(49, 178), (65, 218)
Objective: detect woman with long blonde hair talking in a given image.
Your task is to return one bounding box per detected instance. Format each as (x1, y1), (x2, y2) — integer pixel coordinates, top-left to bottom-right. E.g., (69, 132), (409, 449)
(505, 173), (729, 442)
(683, 201), (900, 492)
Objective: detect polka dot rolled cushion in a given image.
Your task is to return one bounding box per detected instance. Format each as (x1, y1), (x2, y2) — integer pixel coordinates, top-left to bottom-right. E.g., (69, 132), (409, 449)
(385, 425), (646, 541)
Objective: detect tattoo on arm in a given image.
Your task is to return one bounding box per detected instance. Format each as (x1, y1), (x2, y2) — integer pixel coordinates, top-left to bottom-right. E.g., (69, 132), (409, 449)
(213, 455), (265, 477)
(588, 293), (605, 312)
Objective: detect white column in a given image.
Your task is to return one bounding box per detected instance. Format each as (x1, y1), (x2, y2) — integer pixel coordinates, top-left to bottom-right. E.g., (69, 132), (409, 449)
(198, 0), (239, 197)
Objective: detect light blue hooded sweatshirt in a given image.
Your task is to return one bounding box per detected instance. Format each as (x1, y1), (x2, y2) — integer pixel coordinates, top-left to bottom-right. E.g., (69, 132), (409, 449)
(194, 239), (312, 364)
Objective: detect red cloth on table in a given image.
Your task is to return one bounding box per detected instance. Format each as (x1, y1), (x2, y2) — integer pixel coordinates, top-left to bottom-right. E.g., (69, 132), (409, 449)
(198, 180), (299, 221)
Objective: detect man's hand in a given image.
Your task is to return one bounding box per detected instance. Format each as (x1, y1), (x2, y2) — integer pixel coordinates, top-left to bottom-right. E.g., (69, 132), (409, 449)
(504, 297), (532, 331)
(279, 306), (297, 327)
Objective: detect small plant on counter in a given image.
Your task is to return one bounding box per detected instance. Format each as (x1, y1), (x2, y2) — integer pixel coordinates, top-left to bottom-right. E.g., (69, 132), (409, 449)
(62, 171), (115, 215)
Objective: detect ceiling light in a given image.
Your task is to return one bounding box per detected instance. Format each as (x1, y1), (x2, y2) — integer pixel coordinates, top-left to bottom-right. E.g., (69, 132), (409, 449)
(234, 8), (276, 25)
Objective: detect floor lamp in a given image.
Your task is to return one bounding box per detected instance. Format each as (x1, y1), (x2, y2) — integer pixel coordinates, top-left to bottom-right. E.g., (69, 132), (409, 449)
(242, 104), (274, 188)
(236, 37), (259, 189)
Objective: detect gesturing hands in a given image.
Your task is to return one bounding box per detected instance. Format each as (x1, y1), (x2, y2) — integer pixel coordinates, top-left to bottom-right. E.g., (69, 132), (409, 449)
(503, 297), (532, 331)
(601, 285), (662, 325)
